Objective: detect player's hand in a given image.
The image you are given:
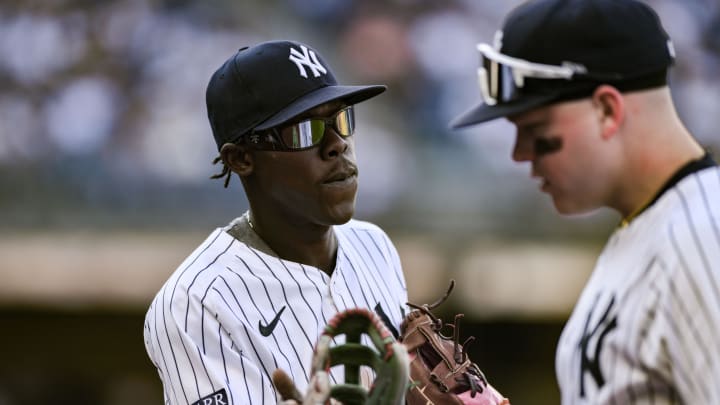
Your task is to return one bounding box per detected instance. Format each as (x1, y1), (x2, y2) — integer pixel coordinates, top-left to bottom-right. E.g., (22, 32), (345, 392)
(273, 367), (330, 405)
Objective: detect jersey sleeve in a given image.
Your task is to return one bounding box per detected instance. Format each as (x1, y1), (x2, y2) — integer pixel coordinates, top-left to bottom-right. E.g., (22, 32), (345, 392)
(144, 285), (278, 405)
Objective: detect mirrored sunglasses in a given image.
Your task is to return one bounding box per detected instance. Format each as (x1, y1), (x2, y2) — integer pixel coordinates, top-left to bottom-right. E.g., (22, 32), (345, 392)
(250, 106), (355, 151)
(476, 43), (620, 106)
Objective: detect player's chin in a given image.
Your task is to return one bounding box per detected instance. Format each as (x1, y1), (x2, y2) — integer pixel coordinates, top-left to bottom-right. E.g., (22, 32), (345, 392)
(323, 200), (357, 225)
(319, 183), (357, 223)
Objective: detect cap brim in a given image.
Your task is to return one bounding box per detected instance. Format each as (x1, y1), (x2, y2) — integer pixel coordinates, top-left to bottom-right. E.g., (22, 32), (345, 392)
(450, 93), (558, 129)
(255, 85), (386, 130)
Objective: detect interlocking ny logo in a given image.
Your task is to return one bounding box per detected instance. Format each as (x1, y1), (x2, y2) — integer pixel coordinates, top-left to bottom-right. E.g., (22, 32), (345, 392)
(578, 294), (618, 397)
(288, 45), (327, 78)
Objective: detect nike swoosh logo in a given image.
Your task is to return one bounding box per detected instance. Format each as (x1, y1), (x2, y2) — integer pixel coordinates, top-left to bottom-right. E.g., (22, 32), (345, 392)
(258, 306), (286, 337)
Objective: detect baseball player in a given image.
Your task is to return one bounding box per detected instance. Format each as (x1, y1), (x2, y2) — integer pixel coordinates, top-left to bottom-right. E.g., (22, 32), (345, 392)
(451, 0), (720, 404)
(143, 40), (408, 405)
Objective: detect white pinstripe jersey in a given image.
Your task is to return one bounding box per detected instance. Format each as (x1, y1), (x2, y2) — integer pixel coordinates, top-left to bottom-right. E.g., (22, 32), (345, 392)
(144, 218), (408, 405)
(556, 165), (720, 404)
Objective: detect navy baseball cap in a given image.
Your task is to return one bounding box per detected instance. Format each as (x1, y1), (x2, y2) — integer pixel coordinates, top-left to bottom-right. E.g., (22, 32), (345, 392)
(451, 0), (675, 129)
(206, 40), (386, 150)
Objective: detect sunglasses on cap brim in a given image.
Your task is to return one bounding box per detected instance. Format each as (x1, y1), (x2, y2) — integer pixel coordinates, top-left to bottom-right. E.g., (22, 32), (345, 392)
(249, 106), (355, 151)
(476, 43), (621, 106)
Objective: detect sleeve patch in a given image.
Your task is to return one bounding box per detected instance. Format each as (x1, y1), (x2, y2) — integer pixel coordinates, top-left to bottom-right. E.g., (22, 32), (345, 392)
(191, 388), (229, 405)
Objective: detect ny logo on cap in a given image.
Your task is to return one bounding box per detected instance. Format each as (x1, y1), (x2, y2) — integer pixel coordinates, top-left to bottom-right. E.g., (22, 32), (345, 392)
(288, 45), (327, 78)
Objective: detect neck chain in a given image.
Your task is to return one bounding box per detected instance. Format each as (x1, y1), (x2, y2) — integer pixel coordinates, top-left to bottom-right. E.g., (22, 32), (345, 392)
(246, 212), (256, 230)
(619, 203), (649, 228)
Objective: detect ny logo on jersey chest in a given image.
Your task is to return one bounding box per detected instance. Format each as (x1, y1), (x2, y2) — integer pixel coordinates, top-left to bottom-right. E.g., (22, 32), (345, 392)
(578, 293), (618, 397)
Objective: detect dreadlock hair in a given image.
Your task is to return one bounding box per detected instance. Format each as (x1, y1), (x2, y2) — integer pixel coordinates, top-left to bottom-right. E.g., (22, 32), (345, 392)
(211, 132), (254, 188)
(210, 155), (233, 188)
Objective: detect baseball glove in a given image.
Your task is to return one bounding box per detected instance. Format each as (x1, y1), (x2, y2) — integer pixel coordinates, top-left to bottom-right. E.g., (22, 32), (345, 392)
(273, 308), (410, 405)
(400, 280), (510, 405)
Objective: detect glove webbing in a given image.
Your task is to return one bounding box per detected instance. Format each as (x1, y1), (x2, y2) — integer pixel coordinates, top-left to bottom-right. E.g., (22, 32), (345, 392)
(402, 280), (489, 399)
(314, 308), (409, 405)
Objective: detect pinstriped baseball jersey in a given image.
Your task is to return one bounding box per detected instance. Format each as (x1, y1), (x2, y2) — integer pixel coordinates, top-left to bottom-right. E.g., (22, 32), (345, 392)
(144, 217), (408, 405)
(556, 164), (720, 404)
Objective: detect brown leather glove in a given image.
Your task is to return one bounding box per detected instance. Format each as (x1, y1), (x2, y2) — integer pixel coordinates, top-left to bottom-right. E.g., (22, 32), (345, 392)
(400, 281), (510, 405)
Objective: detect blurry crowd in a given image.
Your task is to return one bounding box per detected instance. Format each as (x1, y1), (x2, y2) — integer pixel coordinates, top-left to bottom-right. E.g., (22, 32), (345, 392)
(1, 0), (718, 235)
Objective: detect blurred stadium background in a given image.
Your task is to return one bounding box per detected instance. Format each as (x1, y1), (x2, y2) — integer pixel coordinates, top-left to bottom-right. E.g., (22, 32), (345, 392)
(1, 0), (718, 403)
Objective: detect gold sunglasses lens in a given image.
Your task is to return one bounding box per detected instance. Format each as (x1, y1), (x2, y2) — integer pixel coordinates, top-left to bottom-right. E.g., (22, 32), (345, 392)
(334, 108), (354, 136)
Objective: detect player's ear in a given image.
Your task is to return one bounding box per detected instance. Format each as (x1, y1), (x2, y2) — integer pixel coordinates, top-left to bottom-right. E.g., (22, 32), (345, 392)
(592, 85), (624, 140)
(220, 142), (254, 176)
